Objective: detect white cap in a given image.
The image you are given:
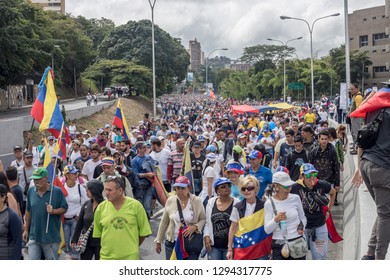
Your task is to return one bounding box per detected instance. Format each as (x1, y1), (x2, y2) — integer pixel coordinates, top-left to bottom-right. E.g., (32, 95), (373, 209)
(251, 127), (258, 132)
(206, 153), (218, 162)
(272, 171), (295, 186)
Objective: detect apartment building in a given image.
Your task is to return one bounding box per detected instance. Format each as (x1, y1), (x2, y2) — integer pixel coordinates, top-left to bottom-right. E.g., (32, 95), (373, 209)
(29, 0), (65, 15)
(188, 38), (203, 73)
(349, 1), (390, 87)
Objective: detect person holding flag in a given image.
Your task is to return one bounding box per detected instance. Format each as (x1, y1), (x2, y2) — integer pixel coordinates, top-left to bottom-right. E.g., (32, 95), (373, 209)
(155, 176), (205, 260)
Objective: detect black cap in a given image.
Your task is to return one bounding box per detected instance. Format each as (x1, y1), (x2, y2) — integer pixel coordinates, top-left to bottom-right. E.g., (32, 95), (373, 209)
(24, 151), (33, 157)
(135, 141), (147, 149)
(192, 141), (201, 147)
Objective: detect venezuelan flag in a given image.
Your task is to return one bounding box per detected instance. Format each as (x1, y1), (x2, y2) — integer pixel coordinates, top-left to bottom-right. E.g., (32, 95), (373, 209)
(181, 141), (194, 191)
(233, 208), (272, 260)
(31, 67), (64, 138)
(112, 99), (130, 139)
(207, 88), (215, 99)
(170, 227), (188, 260)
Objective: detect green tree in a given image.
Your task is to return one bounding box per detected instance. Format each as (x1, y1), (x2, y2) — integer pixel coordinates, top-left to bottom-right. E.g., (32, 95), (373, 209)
(98, 20), (190, 95)
(74, 16), (115, 49)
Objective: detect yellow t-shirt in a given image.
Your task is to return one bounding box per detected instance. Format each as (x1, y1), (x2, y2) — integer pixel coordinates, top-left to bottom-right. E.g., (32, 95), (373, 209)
(248, 118), (258, 128)
(304, 113), (316, 124)
(354, 94), (363, 109)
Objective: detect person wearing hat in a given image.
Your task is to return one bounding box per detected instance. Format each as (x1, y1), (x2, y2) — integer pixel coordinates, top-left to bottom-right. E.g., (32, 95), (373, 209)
(156, 122), (169, 139)
(264, 171), (307, 260)
(81, 144), (102, 181)
(93, 175), (151, 260)
(257, 125), (276, 158)
(10, 145), (24, 168)
(290, 163), (336, 260)
(247, 150), (272, 200)
(97, 157), (133, 199)
(62, 165), (88, 258)
(23, 167), (68, 260)
(204, 177), (240, 260)
(17, 151), (37, 209)
(189, 141), (206, 196)
(0, 184), (23, 260)
(199, 153), (220, 206)
(69, 140), (81, 165)
(225, 161), (245, 201)
(249, 127), (259, 144)
(71, 180), (104, 260)
(155, 176), (205, 260)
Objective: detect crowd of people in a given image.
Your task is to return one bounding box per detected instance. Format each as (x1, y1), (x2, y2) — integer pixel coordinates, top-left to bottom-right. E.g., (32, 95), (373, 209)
(0, 83), (388, 261)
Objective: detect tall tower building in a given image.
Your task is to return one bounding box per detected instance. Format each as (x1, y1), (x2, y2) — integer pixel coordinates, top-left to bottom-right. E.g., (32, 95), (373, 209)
(349, 2), (390, 87)
(188, 38), (202, 72)
(29, 0), (65, 15)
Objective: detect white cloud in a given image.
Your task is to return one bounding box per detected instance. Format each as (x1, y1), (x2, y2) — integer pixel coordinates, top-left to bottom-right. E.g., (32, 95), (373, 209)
(66, 0), (386, 59)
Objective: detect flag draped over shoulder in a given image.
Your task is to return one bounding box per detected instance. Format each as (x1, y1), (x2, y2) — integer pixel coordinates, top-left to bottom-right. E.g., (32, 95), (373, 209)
(233, 208), (272, 260)
(170, 227), (188, 260)
(31, 67), (64, 138)
(112, 99), (130, 139)
(349, 87), (390, 118)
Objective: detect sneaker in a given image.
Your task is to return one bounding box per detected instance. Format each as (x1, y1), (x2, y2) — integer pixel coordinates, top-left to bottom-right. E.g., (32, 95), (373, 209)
(361, 255), (375, 260)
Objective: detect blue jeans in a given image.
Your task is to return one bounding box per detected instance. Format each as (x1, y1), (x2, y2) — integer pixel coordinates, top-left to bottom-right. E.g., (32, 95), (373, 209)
(208, 247), (228, 260)
(305, 224), (328, 260)
(193, 178), (202, 196)
(138, 186), (154, 219)
(28, 240), (60, 260)
(63, 218), (79, 258)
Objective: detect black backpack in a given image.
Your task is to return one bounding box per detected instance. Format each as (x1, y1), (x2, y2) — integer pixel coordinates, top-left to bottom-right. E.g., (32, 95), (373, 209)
(357, 109), (385, 149)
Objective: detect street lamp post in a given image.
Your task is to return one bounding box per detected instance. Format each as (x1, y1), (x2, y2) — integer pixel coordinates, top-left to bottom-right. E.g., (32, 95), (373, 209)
(51, 45), (60, 72)
(280, 13), (340, 105)
(148, 0), (157, 118)
(205, 48), (228, 88)
(267, 37), (302, 102)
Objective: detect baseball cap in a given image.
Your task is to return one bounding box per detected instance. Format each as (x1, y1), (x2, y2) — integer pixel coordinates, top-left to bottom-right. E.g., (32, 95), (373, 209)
(248, 150), (263, 160)
(135, 141), (147, 149)
(226, 162), (245, 175)
(275, 166), (289, 174)
(30, 167), (48, 180)
(206, 145), (217, 153)
(13, 145), (23, 151)
(23, 151), (33, 157)
(251, 127), (258, 132)
(238, 133), (247, 139)
(213, 177), (232, 189)
(232, 145), (243, 154)
(151, 138), (161, 145)
(104, 124), (111, 128)
(206, 153), (218, 162)
(192, 141), (201, 148)
(197, 135), (205, 142)
(272, 171), (295, 186)
(47, 136), (55, 141)
(157, 136), (165, 141)
(101, 157), (115, 166)
(64, 165), (80, 175)
(132, 129), (140, 134)
(300, 163), (318, 175)
(172, 176), (190, 188)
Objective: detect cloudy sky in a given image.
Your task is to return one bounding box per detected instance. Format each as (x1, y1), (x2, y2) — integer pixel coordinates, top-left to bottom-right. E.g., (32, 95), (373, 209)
(66, 0), (385, 59)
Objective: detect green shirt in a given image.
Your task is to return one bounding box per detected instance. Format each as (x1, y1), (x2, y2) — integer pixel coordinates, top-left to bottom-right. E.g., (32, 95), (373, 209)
(93, 197), (152, 260)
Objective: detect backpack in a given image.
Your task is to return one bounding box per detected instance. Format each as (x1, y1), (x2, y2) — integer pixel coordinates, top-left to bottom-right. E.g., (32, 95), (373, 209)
(357, 109), (385, 149)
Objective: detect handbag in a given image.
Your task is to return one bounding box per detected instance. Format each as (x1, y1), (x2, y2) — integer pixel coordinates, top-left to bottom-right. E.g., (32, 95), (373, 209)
(357, 109), (385, 149)
(75, 222), (93, 254)
(176, 199), (203, 254)
(269, 197), (307, 259)
(287, 236), (308, 259)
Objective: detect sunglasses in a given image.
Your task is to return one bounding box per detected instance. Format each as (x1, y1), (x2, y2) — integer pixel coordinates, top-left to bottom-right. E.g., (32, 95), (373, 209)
(241, 186), (255, 192)
(305, 172), (318, 179)
(218, 184), (231, 190)
(282, 185), (291, 189)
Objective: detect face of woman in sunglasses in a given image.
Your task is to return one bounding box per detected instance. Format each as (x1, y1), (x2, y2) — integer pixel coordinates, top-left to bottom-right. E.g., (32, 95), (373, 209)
(241, 184), (256, 198)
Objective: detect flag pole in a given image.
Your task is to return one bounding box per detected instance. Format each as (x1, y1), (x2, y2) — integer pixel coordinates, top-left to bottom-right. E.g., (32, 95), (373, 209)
(45, 122), (64, 233)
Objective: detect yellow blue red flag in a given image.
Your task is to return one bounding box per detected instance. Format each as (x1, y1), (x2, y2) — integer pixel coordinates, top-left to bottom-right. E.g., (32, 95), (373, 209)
(112, 99), (130, 139)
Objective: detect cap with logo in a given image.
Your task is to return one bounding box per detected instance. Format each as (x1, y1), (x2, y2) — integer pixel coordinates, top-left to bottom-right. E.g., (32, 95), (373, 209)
(172, 176), (190, 188)
(248, 150), (263, 160)
(213, 177), (232, 189)
(300, 163), (318, 175)
(101, 157), (115, 166)
(225, 162), (245, 175)
(30, 167), (48, 180)
(64, 165), (80, 175)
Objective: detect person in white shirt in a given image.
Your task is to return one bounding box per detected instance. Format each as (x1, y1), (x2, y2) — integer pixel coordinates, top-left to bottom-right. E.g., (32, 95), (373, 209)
(10, 145), (24, 168)
(150, 138), (171, 191)
(68, 121), (76, 137)
(69, 140), (81, 165)
(318, 108), (328, 122)
(81, 144), (102, 181)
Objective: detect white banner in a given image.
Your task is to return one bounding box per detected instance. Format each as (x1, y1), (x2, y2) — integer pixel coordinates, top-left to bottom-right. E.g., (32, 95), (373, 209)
(339, 82), (348, 110)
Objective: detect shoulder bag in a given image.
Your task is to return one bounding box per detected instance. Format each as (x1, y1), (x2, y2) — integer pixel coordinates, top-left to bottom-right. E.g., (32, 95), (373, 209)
(176, 199), (203, 254)
(357, 109), (385, 149)
(75, 222), (93, 254)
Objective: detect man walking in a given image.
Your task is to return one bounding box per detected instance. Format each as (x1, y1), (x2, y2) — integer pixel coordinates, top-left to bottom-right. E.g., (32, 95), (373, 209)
(93, 176), (151, 260)
(23, 167), (68, 260)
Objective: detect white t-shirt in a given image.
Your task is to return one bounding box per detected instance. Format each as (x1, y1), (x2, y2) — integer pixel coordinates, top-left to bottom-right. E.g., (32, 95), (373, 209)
(69, 150), (81, 165)
(150, 148), (171, 181)
(199, 165), (219, 201)
(261, 135), (274, 150)
(64, 182), (88, 219)
(82, 159), (102, 180)
(69, 125), (76, 134)
(173, 201), (194, 239)
(230, 200), (257, 222)
(319, 111), (328, 122)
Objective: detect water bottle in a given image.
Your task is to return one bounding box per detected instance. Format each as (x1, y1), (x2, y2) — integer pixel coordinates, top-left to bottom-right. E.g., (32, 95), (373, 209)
(280, 220), (287, 237)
